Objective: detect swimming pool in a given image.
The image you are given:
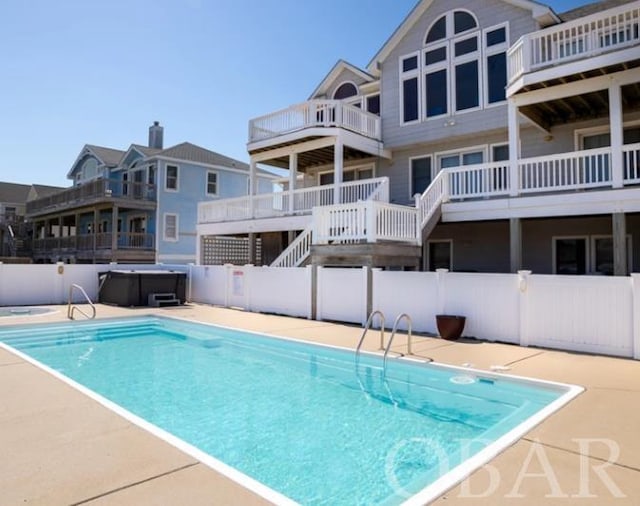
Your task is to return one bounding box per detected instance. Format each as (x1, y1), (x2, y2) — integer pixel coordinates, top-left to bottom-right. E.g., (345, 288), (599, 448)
(0, 316), (582, 505)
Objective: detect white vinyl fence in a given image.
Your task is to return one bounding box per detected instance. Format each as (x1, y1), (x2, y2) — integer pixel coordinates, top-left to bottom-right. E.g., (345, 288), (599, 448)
(1, 263), (639, 359)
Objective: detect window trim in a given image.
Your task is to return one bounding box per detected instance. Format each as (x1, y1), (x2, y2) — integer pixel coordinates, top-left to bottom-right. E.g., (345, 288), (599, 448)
(399, 50), (422, 125)
(590, 234), (632, 275)
(574, 119), (640, 150)
(427, 239), (454, 271)
(435, 144), (488, 171)
(316, 163), (375, 185)
(490, 142), (510, 161)
(206, 170), (219, 196)
(332, 81), (359, 100)
(409, 155), (434, 199)
(165, 164), (179, 192)
(482, 22), (510, 108)
(552, 235), (589, 275)
(163, 213), (179, 242)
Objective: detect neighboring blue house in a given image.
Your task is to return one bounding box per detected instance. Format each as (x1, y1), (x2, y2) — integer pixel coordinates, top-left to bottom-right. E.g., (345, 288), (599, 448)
(26, 122), (274, 264)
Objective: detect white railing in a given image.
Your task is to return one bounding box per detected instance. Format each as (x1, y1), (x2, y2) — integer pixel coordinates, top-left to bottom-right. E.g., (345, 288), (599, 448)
(448, 162), (510, 199)
(313, 200), (419, 246)
(508, 2), (640, 82)
(623, 142), (640, 184)
(198, 177), (389, 224)
(249, 100), (381, 143)
(519, 147), (612, 193)
(270, 225), (313, 268)
(415, 171), (447, 230)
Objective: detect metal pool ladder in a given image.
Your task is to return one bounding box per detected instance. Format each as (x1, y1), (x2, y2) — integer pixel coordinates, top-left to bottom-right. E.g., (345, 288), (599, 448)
(67, 284), (96, 320)
(383, 313), (413, 375)
(355, 310), (386, 360)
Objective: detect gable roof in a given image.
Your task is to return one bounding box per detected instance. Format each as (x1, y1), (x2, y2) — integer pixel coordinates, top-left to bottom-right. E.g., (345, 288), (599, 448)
(130, 144), (162, 157)
(366, 0), (560, 74)
(66, 144), (126, 179)
(309, 60), (377, 99)
(0, 182), (31, 204)
(155, 142), (249, 170)
(85, 145), (126, 167)
(29, 184), (67, 201)
(559, 0), (636, 21)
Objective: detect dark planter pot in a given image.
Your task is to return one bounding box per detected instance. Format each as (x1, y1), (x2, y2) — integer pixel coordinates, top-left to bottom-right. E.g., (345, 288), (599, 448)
(436, 314), (466, 341)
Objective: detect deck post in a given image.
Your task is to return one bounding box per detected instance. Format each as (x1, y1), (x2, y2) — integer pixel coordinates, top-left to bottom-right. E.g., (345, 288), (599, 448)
(289, 153), (297, 214)
(111, 206), (119, 262)
(334, 139), (344, 205)
(507, 100), (520, 197)
(510, 217), (522, 273)
(609, 81), (624, 188)
(613, 212), (627, 276)
(249, 157), (257, 219)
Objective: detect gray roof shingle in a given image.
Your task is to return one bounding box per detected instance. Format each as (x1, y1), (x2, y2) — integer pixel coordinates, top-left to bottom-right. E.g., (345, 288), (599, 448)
(0, 182), (32, 204)
(86, 145), (126, 167)
(156, 142), (250, 170)
(560, 0), (636, 21)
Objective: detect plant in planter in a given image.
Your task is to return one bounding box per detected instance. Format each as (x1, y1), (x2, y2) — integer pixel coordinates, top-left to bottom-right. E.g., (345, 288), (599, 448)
(436, 314), (466, 340)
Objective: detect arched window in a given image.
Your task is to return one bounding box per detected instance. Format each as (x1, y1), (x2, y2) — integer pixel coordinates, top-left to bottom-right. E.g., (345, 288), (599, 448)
(399, 10), (508, 124)
(333, 82), (358, 100)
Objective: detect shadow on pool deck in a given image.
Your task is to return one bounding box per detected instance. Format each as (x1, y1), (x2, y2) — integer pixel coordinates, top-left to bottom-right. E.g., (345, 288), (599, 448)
(0, 303), (639, 505)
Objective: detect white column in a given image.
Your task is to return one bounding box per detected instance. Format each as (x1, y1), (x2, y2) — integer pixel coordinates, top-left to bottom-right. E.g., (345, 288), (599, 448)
(249, 157), (257, 218)
(609, 81), (624, 188)
(334, 139), (344, 204)
(289, 152), (297, 214)
(507, 100), (520, 197)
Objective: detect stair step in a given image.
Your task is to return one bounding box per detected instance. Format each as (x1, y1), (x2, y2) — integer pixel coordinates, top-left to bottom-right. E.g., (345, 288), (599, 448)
(148, 293), (181, 307)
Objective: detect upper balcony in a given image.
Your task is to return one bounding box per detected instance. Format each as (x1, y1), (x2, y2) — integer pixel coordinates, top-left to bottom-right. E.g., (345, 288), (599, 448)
(26, 178), (157, 218)
(507, 2), (640, 96)
(247, 100), (382, 162)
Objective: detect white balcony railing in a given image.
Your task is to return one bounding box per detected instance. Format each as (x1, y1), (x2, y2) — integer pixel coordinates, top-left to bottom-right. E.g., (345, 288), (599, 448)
(508, 2), (640, 82)
(198, 177), (389, 225)
(248, 100), (382, 143)
(313, 200), (420, 246)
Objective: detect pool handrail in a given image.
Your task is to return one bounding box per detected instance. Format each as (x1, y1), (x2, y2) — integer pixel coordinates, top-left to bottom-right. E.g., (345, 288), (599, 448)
(383, 313), (413, 376)
(67, 283), (96, 320)
(355, 310), (386, 358)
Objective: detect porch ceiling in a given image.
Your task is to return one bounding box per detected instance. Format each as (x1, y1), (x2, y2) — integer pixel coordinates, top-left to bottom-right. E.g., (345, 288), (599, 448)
(254, 144), (375, 170)
(518, 59), (640, 131)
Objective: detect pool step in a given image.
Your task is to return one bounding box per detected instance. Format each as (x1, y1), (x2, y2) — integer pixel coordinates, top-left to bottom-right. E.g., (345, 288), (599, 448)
(148, 293), (181, 308)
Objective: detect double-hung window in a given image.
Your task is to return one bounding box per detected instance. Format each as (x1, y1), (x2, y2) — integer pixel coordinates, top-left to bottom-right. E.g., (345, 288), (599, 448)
(207, 171), (218, 196)
(166, 165), (179, 191)
(163, 213), (178, 242)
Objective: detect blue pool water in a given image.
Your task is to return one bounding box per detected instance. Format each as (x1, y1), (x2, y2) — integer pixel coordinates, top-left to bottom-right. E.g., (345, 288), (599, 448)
(0, 316), (576, 505)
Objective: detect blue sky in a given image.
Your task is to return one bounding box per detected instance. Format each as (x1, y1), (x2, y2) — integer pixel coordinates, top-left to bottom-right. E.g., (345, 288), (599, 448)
(1, 0), (589, 187)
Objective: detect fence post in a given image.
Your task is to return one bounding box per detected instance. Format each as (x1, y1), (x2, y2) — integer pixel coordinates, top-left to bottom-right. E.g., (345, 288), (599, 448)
(518, 270), (532, 347)
(364, 265), (372, 325)
(316, 266), (324, 321)
(307, 264), (315, 320)
(56, 261), (66, 304)
(436, 268), (448, 315)
(632, 274), (640, 360)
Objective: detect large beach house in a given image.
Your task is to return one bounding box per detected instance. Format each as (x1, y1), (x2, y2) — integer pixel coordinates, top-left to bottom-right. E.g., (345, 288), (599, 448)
(197, 0), (640, 275)
(26, 123), (274, 265)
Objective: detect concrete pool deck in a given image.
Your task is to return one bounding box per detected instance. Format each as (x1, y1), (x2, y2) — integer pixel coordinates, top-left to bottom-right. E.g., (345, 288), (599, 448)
(0, 303), (638, 505)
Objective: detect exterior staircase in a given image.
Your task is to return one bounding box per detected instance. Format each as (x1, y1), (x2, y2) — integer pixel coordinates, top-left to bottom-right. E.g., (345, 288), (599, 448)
(270, 171), (448, 268)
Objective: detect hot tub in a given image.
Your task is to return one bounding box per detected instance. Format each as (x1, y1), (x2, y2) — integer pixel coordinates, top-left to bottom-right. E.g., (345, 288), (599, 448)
(98, 270), (186, 307)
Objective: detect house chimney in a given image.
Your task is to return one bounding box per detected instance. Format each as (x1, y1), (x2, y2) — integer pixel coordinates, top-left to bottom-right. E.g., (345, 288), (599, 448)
(148, 121), (164, 149)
